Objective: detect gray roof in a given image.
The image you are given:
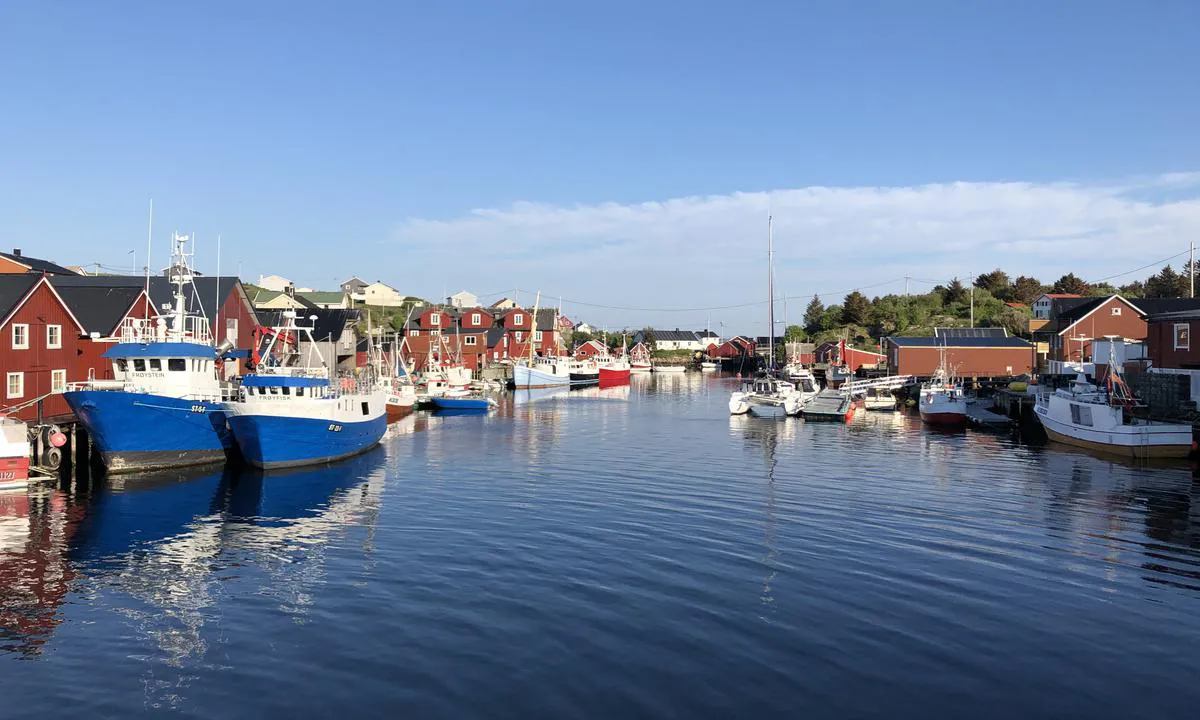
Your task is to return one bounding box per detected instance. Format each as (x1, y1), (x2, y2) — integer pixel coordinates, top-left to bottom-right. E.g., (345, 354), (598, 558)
(887, 336), (1031, 348)
(0, 275), (41, 320)
(51, 283), (145, 335)
(0, 250), (76, 275)
(259, 308), (360, 344)
(50, 274), (254, 329)
(535, 308), (557, 331)
(934, 327), (1008, 339)
(485, 326), (506, 347)
(651, 329), (700, 342)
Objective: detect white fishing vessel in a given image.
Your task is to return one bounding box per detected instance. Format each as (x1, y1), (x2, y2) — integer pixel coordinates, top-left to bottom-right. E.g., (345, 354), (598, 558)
(0, 415), (30, 491)
(1034, 357), (1193, 459)
(513, 293), (572, 389)
(222, 311), (387, 469)
(918, 348), (967, 427)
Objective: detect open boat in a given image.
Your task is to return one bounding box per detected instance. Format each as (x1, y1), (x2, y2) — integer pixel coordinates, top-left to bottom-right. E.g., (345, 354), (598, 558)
(430, 390), (497, 412)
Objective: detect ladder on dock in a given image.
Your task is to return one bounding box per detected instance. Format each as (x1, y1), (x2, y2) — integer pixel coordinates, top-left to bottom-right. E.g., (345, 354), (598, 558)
(841, 375), (914, 395)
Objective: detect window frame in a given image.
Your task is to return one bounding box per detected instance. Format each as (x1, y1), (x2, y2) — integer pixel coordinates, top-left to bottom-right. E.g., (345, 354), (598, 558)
(51, 368), (66, 393)
(1174, 322), (1191, 351)
(464, 335), (477, 346)
(168, 358), (187, 372)
(6, 371), (23, 399)
(11, 323), (28, 350)
(471, 313), (481, 325)
(430, 313), (441, 326)
(46, 324), (62, 349)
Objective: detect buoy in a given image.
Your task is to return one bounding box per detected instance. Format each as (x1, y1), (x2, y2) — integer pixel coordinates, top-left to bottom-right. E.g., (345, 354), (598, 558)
(49, 432), (67, 448)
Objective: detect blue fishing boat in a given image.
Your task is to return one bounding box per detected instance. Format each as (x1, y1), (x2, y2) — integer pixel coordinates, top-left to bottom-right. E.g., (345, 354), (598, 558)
(429, 394), (497, 412)
(222, 312), (387, 470)
(63, 234), (234, 474)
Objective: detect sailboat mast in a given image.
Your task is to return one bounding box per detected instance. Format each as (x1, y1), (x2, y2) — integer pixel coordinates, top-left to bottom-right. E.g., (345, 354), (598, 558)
(767, 214), (775, 371)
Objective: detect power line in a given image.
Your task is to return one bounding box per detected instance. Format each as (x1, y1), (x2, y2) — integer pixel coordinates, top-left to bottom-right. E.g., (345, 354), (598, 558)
(1089, 249), (1190, 284)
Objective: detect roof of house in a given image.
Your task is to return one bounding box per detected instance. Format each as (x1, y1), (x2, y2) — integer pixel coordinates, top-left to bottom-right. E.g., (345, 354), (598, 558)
(1041, 293), (1082, 300)
(341, 276), (367, 288)
(1131, 298), (1200, 316)
(259, 308), (360, 343)
(255, 289), (319, 308)
(652, 329), (700, 342)
(49, 275), (255, 329)
(486, 326), (506, 347)
(0, 250), (77, 275)
(490, 298), (514, 307)
(535, 308), (557, 331)
(1004, 302), (1028, 309)
(934, 327), (1009, 339)
(0, 275), (42, 322)
(887, 336), (1032, 348)
(298, 291), (346, 305)
(51, 284), (146, 335)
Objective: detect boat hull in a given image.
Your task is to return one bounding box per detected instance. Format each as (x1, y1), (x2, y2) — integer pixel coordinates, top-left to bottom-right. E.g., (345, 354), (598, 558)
(919, 409), (967, 427)
(1035, 405), (1192, 458)
(226, 412), (387, 469)
(598, 366), (631, 381)
(430, 397), (493, 411)
(64, 390), (233, 474)
(0, 456), (29, 490)
(513, 363), (570, 389)
(570, 372), (600, 386)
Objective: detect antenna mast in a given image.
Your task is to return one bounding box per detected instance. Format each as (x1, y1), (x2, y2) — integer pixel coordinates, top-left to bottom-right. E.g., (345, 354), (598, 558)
(767, 214), (775, 371)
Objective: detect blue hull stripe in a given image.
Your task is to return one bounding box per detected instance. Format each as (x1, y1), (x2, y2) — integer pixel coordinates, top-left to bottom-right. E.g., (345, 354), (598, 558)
(430, 397), (492, 410)
(64, 390), (233, 473)
(226, 413), (387, 469)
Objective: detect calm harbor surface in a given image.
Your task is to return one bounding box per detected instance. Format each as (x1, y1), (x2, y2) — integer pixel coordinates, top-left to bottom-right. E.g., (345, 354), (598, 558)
(4, 373), (1200, 717)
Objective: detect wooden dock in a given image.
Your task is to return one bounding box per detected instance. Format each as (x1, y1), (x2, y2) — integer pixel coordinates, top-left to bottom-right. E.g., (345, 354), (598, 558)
(965, 401), (1016, 430)
(803, 390), (853, 422)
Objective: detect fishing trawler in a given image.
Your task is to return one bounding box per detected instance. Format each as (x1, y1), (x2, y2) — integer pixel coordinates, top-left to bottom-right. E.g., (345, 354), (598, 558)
(222, 312), (386, 469)
(63, 234), (235, 473)
(1034, 350), (1193, 458)
(918, 348), (967, 427)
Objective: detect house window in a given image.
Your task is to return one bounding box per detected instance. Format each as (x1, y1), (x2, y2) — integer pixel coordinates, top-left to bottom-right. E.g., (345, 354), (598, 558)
(6, 372), (23, 399)
(226, 318), (238, 343)
(471, 313), (481, 325)
(534, 330), (543, 342)
(11, 323), (28, 350)
(1111, 307), (1122, 316)
(46, 324), (61, 349)
(51, 369), (66, 393)
(464, 336), (477, 346)
(515, 332), (523, 342)
(409, 329), (420, 337)
(431, 314), (441, 326)
(1175, 323), (1190, 350)
(430, 330), (441, 337)
(512, 314), (523, 326)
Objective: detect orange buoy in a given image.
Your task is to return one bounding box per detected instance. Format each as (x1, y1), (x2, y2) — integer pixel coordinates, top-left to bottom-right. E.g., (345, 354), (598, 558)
(49, 432), (67, 448)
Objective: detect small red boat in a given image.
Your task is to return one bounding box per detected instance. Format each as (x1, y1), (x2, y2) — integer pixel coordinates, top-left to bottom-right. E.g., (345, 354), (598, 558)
(0, 415), (31, 491)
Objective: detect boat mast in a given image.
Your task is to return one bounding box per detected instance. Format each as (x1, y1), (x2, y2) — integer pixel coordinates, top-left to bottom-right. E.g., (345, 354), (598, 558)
(767, 214), (775, 372)
(528, 292), (542, 364)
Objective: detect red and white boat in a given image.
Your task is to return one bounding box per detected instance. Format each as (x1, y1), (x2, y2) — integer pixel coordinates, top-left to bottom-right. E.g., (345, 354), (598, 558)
(0, 415), (31, 491)
(598, 356), (631, 382)
(919, 349), (967, 427)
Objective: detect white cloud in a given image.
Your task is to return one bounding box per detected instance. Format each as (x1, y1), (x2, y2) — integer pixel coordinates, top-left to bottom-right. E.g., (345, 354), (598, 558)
(391, 173), (1200, 333)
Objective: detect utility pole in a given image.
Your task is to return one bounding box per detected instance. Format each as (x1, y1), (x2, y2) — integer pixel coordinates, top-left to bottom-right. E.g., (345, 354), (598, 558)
(904, 275), (910, 297)
(1191, 240), (1195, 298)
(969, 274), (975, 328)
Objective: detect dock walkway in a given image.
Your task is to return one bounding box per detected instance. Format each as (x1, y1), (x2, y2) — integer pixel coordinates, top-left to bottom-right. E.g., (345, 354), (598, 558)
(966, 401), (1015, 430)
(804, 389), (852, 422)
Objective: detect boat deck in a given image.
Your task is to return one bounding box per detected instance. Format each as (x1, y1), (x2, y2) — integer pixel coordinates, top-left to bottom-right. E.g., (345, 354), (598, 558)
(803, 390), (853, 422)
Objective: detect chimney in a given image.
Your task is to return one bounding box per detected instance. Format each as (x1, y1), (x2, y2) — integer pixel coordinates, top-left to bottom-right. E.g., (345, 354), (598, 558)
(12, 248), (20, 257)
(285, 284), (295, 297)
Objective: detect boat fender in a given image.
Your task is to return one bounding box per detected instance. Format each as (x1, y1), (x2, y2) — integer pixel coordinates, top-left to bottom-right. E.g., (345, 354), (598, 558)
(49, 431), (67, 448)
(43, 446), (63, 471)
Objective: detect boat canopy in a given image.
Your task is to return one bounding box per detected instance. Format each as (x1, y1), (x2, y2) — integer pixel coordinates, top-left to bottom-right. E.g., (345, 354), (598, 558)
(102, 342), (217, 359)
(241, 375), (330, 388)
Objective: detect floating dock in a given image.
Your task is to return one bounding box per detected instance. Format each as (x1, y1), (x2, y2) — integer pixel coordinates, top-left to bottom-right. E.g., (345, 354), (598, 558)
(803, 390), (854, 423)
(965, 401), (1016, 430)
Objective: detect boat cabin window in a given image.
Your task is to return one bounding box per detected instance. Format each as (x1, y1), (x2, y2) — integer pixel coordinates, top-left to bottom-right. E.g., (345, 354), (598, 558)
(361, 401), (370, 416)
(269, 386), (279, 395)
(148, 359), (162, 371)
(282, 386), (290, 396)
(1069, 403), (1094, 427)
(133, 359), (146, 372)
(168, 359), (186, 371)
(296, 387), (304, 397)
(116, 360), (127, 373)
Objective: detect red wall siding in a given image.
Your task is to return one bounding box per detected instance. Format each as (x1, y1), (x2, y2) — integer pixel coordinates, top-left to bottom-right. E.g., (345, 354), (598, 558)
(1053, 296), (1147, 362)
(216, 286), (258, 375)
(458, 308), (494, 330)
(0, 281), (83, 421)
(893, 346), (1033, 377)
(1147, 318), (1200, 369)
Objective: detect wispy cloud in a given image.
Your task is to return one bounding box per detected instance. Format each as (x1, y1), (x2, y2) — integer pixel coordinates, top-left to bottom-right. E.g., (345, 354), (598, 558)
(391, 173), (1200, 332)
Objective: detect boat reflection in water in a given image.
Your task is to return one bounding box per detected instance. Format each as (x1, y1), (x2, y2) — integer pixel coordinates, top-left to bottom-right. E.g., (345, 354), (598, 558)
(0, 448), (388, 663)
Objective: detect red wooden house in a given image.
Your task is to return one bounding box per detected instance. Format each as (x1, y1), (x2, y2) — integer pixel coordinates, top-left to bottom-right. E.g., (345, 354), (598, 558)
(0, 276), (88, 421)
(574, 339), (610, 359)
(710, 336), (756, 359)
(815, 341), (886, 371)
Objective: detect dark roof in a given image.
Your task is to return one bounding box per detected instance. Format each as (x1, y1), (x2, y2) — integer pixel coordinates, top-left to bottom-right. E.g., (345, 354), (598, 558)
(259, 308), (360, 343)
(1132, 298), (1200, 316)
(0, 250), (76, 275)
(341, 276), (367, 289)
(0, 275), (41, 320)
(887, 336), (1031, 348)
(50, 283), (145, 335)
(535, 308), (557, 331)
(50, 275), (254, 329)
(652, 329), (700, 342)
(485, 326), (506, 347)
(1051, 297), (1103, 325)
(934, 327), (1008, 339)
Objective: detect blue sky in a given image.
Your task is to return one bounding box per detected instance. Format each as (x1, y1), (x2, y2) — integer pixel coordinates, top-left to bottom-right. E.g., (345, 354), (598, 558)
(3, 1), (1200, 333)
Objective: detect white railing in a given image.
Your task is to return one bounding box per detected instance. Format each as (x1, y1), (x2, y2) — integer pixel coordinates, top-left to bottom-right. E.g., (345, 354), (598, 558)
(842, 375), (914, 394)
(117, 315), (212, 345)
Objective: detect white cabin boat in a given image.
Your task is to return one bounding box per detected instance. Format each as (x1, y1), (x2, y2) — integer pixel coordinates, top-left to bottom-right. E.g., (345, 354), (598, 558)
(1035, 373), (1193, 459)
(729, 375), (804, 418)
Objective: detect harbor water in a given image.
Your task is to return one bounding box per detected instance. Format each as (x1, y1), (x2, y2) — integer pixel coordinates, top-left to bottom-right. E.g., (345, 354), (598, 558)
(4, 373), (1200, 717)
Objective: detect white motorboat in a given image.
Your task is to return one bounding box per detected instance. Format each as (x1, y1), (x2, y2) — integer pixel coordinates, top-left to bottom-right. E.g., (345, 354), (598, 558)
(730, 375), (804, 418)
(1034, 370), (1193, 459)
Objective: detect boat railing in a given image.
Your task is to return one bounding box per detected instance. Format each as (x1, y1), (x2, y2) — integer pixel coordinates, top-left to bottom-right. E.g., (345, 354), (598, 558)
(117, 315), (212, 345)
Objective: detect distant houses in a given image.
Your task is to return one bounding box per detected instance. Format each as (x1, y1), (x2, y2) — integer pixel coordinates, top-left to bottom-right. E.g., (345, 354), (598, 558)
(0, 248), (80, 276)
(401, 303), (562, 371)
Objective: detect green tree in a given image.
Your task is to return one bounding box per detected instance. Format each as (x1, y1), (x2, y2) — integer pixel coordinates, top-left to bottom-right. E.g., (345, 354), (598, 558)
(945, 278), (968, 304)
(820, 304), (843, 332)
(783, 324), (806, 342)
(1118, 280), (1145, 298)
(1051, 273), (1090, 295)
(988, 305), (1030, 337)
(803, 295), (825, 334)
(841, 290), (871, 326)
(1145, 266), (1182, 298)
(974, 269), (1010, 295)
(1010, 275), (1044, 304)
